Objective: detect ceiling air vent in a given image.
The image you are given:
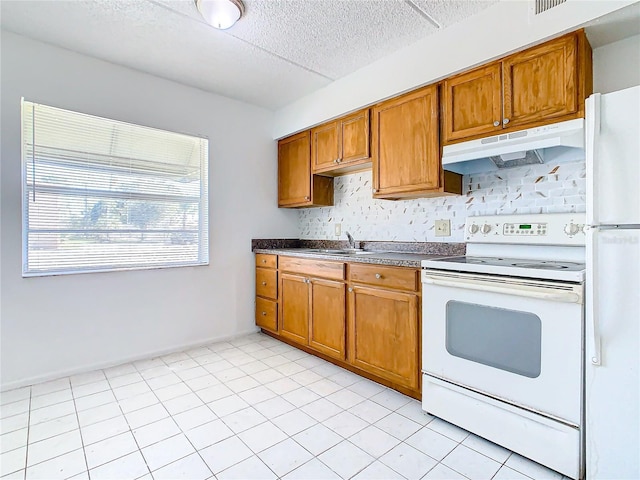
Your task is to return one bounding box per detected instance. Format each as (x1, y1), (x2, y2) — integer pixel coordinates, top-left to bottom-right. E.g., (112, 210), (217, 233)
(534, 0), (566, 15)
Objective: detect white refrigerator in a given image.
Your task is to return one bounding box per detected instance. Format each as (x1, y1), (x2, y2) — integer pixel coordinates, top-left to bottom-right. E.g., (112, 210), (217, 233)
(585, 85), (640, 479)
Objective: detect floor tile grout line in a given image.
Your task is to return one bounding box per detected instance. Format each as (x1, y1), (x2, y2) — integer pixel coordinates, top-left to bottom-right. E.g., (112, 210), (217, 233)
(146, 346), (258, 479)
(68, 379), (91, 478)
(78, 371), (150, 476)
(191, 339), (324, 478)
(226, 343), (367, 480)
(114, 361), (181, 479)
(21, 387), (32, 480)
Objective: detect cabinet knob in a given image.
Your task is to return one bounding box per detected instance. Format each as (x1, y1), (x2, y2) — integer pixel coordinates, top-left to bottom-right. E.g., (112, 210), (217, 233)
(261, 311), (267, 316)
(372, 188), (378, 193)
(493, 121), (500, 127)
(262, 259), (266, 263)
(304, 196), (310, 201)
(348, 287), (353, 292)
(375, 273), (382, 279)
(503, 118), (510, 125)
(337, 158), (342, 163)
(261, 281), (267, 285)
(334, 158), (339, 164)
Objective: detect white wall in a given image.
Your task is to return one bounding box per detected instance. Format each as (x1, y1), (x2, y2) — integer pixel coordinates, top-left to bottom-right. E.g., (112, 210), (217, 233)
(593, 34), (640, 93)
(0, 32), (299, 390)
(272, 0), (634, 139)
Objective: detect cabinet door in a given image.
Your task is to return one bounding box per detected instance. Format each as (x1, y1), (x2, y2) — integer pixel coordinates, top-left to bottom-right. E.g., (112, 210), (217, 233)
(309, 278), (346, 360)
(340, 109), (370, 164)
(503, 34), (578, 129)
(372, 85), (440, 197)
(279, 273), (309, 345)
(442, 63), (503, 143)
(348, 285), (419, 389)
(278, 131), (311, 207)
(311, 121), (340, 173)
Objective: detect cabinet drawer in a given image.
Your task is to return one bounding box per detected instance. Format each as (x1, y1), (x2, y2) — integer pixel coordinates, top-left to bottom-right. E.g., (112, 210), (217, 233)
(255, 254), (277, 269)
(279, 256), (345, 280)
(256, 268), (277, 299)
(349, 264), (418, 291)
(255, 298), (277, 332)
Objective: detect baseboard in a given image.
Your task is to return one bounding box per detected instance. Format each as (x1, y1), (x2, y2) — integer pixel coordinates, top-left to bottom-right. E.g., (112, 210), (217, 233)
(1, 327), (261, 392)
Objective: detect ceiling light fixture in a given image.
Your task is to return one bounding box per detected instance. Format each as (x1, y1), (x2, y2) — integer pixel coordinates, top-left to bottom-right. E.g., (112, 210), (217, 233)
(195, 0), (245, 30)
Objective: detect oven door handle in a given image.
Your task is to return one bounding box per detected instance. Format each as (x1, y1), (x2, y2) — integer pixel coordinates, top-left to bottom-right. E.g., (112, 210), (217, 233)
(422, 274), (583, 303)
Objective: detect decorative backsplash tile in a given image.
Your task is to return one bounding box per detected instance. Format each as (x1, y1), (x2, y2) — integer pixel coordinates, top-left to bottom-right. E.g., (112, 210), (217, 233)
(298, 159), (586, 242)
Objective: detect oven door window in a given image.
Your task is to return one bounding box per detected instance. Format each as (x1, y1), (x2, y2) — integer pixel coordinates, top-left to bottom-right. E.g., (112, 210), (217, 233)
(445, 301), (542, 378)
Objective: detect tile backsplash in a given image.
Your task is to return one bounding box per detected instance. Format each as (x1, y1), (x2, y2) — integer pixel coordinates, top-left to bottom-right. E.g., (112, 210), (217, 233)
(298, 159), (586, 242)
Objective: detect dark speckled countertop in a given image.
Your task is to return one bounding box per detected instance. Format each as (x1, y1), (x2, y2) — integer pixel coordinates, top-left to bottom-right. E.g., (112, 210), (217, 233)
(252, 239), (465, 268)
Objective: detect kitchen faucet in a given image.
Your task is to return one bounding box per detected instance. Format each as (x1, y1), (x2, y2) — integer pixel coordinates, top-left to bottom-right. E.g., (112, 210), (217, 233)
(346, 231), (356, 250)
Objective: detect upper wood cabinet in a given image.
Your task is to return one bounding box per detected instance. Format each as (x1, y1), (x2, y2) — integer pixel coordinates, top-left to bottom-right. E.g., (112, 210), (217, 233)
(278, 131), (334, 208)
(371, 85), (462, 199)
(441, 63), (503, 142)
(311, 109), (371, 175)
(503, 33), (579, 129)
(442, 30), (592, 144)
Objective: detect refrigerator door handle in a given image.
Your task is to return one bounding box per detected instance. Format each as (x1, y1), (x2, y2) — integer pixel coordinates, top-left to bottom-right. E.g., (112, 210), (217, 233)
(586, 228), (602, 366)
(585, 93), (600, 227)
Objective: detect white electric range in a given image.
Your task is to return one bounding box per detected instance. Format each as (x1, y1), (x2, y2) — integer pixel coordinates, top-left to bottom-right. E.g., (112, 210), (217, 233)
(421, 213), (586, 479)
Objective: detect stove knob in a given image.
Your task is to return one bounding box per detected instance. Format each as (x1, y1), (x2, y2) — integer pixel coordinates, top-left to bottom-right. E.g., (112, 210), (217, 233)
(481, 224), (492, 234)
(564, 223), (579, 236)
(468, 224), (479, 234)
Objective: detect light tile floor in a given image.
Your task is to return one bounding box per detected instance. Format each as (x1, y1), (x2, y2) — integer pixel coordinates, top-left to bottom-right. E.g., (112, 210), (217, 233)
(0, 333), (571, 480)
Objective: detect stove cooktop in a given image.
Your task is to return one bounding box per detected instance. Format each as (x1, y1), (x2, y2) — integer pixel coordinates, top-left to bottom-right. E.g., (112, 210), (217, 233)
(421, 255), (586, 282)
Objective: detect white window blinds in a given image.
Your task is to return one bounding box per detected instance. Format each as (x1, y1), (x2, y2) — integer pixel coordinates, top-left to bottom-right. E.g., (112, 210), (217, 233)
(21, 100), (209, 276)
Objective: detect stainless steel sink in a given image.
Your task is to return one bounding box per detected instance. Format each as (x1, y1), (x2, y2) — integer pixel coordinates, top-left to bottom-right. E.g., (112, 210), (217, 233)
(304, 248), (376, 256)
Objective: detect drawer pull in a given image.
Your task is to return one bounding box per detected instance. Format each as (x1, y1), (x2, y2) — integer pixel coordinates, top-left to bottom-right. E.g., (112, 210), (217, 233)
(261, 281), (267, 285)
(262, 259), (267, 263)
(375, 273), (382, 279)
(261, 311), (267, 316)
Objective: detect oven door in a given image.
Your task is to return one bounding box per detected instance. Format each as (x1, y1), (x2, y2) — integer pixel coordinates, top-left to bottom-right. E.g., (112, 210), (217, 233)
(422, 269), (584, 425)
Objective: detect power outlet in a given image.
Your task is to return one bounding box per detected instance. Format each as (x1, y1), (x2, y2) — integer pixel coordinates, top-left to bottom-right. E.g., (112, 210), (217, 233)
(435, 219), (451, 237)
(334, 223), (342, 237)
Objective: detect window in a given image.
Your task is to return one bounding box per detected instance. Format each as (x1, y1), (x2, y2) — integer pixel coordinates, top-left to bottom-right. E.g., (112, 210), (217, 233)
(21, 100), (209, 276)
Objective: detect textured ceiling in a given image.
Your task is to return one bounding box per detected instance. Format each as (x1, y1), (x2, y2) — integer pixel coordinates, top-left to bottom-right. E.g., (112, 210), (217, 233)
(0, 0), (499, 110)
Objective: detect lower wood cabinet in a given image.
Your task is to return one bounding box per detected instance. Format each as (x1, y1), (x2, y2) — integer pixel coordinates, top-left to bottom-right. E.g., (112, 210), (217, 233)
(309, 278), (346, 360)
(279, 267), (347, 361)
(255, 254), (421, 398)
(255, 297), (277, 332)
(348, 285), (419, 390)
(279, 273), (311, 345)
(255, 254), (278, 333)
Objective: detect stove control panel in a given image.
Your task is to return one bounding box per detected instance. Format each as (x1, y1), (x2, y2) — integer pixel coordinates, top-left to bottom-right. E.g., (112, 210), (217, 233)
(466, 213), (586, 245)
(503, 222), (547, 236)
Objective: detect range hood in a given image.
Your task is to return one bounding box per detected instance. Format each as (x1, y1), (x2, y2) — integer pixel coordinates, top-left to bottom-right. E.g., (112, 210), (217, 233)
(442, 118), (585, 175)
